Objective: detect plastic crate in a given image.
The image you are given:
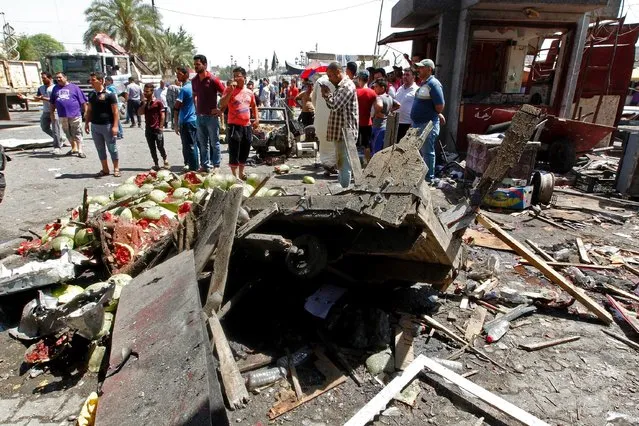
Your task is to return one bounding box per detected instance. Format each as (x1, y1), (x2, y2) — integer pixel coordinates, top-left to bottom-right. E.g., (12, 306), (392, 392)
(574, 173), (616, 193)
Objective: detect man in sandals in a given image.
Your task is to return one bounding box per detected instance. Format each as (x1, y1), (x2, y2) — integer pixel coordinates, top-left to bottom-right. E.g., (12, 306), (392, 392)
(50, 72), (87, 158)
(219, 66), (259, 180)
(139, 83), (169, 171)
(85, 72), (120, 177)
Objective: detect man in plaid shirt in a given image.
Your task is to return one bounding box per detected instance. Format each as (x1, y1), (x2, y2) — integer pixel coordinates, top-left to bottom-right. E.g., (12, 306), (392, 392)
(320, 62), (359, 188)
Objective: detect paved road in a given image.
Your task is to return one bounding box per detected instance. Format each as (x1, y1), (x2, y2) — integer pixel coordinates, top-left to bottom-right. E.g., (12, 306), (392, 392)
(0, 112), (333, 242)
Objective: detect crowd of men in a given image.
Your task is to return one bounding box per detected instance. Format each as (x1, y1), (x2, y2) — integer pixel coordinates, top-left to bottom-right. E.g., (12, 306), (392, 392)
(33, 53), (444, 186)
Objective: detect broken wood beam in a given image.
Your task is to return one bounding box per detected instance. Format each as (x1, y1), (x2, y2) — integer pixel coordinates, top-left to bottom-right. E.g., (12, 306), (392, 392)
(602, 283), (639, 304)
(472, 104), (542, 205)
(477, 213), (613, 325)
(518, 260), (616, 270)
(518, 336), (580, 351)
(204, 186), (243, 314)
(602, 329), (639, 351)
(345, 355), (549, 426)
(286, 348), (304, 401)
(525, 239), (555, 262)
(623, 263), (639, 278)
(237, 353), (274, 373)
(217, 280), (258, 320)
(465, 307), (487, 342)
(534, 214), (568, 230)
(236, 203), (278, 239)
(249, 175), (271, 197)
(421, 315), (509, 371)
(238, 233), (292, 252)
(576, 238), (592, 264)
(208, 312), (249, 410)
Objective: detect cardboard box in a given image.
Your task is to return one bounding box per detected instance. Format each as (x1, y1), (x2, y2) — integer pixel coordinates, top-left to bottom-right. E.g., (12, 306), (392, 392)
(482, 186), (533, 210)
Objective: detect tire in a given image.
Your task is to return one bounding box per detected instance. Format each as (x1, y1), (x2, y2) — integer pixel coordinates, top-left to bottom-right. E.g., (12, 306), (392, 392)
(285, 235), (328, 279)
(548, 138), (576, 173)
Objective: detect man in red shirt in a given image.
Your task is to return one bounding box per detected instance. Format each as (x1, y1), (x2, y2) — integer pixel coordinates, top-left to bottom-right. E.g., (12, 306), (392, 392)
(139, 83), (168, 170)
(287, 78), (299, 108)
(219, 67), (259, 180)
(192, 54), (226, 172)
(355, 71), (377, 162)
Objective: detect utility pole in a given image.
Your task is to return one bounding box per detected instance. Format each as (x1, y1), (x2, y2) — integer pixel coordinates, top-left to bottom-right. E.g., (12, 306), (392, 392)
(373, 0), (385, 63)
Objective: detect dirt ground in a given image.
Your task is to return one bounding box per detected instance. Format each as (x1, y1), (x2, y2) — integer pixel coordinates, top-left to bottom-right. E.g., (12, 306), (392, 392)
(2, 111), (639, 425)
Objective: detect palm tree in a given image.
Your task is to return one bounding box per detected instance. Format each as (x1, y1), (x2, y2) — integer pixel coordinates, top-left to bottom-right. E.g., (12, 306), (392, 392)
(151, 26), (196, 75)
(83, 0), (162, 55)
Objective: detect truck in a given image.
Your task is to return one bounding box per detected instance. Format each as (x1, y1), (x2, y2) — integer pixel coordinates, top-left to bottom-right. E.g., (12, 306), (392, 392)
(43, 33), (162, 114)
(0, 59), (42, 120)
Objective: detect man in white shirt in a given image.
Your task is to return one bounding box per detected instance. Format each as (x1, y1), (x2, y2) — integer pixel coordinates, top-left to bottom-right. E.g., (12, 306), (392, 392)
(154, 80), (169, 128)
(394, 68), (419, 143)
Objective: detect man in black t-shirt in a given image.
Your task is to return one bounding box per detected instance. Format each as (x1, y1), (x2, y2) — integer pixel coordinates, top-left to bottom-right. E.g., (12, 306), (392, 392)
(86, 72), (121, 177)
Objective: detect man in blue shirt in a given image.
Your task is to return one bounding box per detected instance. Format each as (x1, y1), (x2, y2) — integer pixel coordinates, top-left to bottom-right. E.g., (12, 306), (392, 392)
(105, 76), (123, 139)
(173, 67), (199, 172)
(410, 59), (445, 182)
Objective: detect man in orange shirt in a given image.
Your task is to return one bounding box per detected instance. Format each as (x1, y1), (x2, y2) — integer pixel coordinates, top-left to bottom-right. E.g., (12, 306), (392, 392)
(287, 78), (299, 108)
(219, 67), (259, 180)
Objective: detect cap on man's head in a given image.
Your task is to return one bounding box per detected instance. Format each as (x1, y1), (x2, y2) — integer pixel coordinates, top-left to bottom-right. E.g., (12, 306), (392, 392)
(415, 59), (435, 69)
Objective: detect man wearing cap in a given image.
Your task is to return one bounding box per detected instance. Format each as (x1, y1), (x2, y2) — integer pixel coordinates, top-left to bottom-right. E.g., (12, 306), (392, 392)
(410, 59), (444, 182)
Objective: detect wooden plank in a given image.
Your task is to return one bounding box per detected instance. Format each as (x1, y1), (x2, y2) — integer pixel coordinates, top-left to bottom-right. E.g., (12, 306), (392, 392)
(395, 315), (415, 370)
(463, 228), (512, 251)
(239, 233), (292, 251)
(518, 260), (616, 270)
(268, 350), (346, 419)
(465, 307), (487, 342)
(576, 238), (592, 264)
(193, 188), (227, 273)
(474, 104), (542, 203)
(602, 329), (639, 351)
(419, 356), (549, 426)
(343, 354), (432, 426)
(208, 312), (249, 410)
(249, 175), (271, 197)
(205, 187), (243, 313)
(236, 203), (278, 239)
(602, 283), (639, 304)
(519, 336), (580, 351)
(525, 239), (556, 262)
(218, 280), (258, 320)
(607, 295), (639, 333)
(286, 348), (304, 400)
(477, 213), (613, 325)
(237, 353), (274, 373)
(96, 251), (227, 425)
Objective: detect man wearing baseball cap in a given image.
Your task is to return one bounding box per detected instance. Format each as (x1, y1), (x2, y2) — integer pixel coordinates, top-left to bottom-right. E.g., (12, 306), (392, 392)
(410, 58), (444, 182)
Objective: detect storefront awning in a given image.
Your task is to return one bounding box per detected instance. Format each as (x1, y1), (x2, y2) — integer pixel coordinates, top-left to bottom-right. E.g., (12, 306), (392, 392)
(378, 28), (438, 45)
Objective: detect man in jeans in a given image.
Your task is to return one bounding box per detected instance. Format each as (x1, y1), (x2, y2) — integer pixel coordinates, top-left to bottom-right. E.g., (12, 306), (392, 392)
(126, 77), (142, 127)
(320, 62), (359, 188)
(85, 72), (120, 177)
(50, 72), (87, 158)
(174, 67), (199, 172)
(35, 72), (64, 155)
(410, 59), (445, 183)
(105, 76), (123, 139)
(191, 54), (225, 172)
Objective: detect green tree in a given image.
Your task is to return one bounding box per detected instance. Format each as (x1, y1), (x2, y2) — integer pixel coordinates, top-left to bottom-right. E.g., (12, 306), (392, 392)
(83, 0), (162, 55)
(150, 26), (196, 75)
(16, 34), (64, 61)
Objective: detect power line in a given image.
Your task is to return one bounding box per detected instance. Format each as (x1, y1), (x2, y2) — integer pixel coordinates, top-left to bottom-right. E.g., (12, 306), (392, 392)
(155, 0), (380, 21)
